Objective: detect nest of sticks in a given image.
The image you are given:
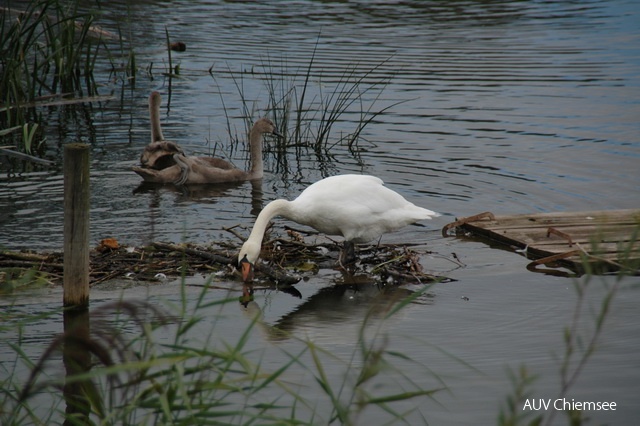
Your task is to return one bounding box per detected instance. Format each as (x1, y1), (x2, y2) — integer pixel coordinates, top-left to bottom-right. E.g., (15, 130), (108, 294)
(0, 226), (452, 291)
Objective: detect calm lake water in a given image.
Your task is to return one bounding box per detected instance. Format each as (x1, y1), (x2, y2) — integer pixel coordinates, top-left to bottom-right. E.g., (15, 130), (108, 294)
(1, 0), (639, 424)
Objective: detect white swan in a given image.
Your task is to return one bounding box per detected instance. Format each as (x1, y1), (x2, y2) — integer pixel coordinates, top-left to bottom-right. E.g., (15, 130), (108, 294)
(238, 174), (441, 281)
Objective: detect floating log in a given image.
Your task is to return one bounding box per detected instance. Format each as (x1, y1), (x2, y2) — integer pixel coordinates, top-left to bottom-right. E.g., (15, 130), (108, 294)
(444, 209), (640, 275)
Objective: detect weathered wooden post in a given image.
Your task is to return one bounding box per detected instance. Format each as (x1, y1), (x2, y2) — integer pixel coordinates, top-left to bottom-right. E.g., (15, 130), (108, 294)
(62, 143), (92, 423)
(63, 143), (90, 308)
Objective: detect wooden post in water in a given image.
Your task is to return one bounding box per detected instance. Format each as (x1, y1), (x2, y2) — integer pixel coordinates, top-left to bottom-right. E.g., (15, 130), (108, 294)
(63, 144), (92, 423)
(63, 143), (90, 308)
(63, 308), (91, 423)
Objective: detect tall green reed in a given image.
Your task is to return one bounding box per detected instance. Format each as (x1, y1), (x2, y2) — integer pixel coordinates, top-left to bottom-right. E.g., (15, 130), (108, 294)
(304, 285), (444, 425)
(262, 52), (401, 155)
(0, 0), (116, 152)
(209, 43), (406, 178)
(3, 276), (446, 425)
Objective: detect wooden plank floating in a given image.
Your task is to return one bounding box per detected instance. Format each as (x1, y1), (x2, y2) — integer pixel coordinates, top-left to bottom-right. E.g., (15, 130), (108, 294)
(443, 209), (640, 276)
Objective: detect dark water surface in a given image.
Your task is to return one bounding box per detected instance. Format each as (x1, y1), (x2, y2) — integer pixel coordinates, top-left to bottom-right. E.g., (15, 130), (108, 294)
(1, 0), (639, 424)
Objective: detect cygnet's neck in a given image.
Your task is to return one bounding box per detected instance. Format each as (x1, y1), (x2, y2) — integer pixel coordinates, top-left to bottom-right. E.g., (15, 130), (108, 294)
(150, 97), (164, 142)
(248, 125), (265, 179)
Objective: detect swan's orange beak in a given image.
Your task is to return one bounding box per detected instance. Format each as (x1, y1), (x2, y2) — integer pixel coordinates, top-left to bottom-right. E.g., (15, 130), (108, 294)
(239, 255), (254, 282)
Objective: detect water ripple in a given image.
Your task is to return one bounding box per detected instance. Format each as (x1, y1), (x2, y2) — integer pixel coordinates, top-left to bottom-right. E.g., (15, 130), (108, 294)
(1, 0), (639, 250)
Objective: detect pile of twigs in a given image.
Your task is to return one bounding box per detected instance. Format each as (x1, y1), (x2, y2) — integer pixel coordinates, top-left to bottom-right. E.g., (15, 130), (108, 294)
(0, 233), (450, 290)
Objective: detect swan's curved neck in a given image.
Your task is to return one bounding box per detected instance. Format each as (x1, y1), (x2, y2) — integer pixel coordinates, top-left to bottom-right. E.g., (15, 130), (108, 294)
(248, 125), (264, 178)
(150, 97), (164, 142)
(246, 199), (291, 246)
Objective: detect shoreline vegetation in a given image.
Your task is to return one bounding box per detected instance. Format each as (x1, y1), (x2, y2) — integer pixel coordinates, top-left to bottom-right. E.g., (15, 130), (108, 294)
(2, 281), (448, 425)
(2, 1), (397, 173)
(1, 244), (633, 425)
(1, 1), (125, 157)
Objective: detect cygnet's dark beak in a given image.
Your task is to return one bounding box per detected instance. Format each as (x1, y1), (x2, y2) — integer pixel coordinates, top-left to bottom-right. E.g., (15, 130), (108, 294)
(239, 255), (254, 282)
(272, 128), (284, 138)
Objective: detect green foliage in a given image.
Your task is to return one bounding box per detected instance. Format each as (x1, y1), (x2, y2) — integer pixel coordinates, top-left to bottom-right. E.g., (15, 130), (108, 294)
(0, 0), (107, 151)
(1, 279), (443, 424)
(209, 39), (405, 176)
(306, 286), (443, 425)
(498, 231), (635, 426)
(0, 267), (49, 294)
(498, 366), (543, 426)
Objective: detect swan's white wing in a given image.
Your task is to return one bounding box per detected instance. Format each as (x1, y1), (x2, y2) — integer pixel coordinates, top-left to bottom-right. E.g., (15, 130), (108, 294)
(291, 174), (439, 242)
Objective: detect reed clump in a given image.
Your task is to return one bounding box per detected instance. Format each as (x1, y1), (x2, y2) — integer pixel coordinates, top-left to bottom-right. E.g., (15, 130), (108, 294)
(1, 280), (444, 425)
(0, 0), (120, 153)
(209, 41), (405, 176)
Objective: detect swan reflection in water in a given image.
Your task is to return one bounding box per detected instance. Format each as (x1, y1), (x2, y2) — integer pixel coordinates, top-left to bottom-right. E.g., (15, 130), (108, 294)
(133, 178), (261, 201)
(238, 274), (434, 343)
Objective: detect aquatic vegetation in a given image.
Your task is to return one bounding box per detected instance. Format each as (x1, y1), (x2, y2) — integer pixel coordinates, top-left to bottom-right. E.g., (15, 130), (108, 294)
(0, 0), (130, 155)
(2, 0), (396, 176)
(1, 279), (444, 425)
(209, 40), (405, 177)
(498, 247), (633, 426)
(259, 45), (400, 154)
(1, 235), (634, 425)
